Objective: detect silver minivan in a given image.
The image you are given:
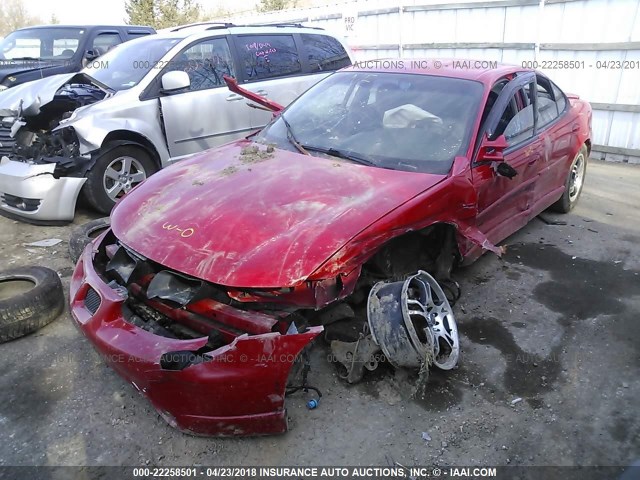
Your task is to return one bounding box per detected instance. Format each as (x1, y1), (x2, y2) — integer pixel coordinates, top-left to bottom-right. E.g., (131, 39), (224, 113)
(0, 23), (352, 221)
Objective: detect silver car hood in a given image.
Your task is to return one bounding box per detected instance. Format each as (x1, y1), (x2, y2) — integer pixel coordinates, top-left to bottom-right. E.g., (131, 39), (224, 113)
(0, 73), (77, 116)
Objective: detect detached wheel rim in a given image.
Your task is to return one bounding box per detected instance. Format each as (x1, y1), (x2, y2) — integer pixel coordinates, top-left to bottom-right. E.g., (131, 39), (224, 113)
(569, 153), (585, 202)
(367, 271), (459, 371)
(103, 156), (147, 201)
(414, 272), (459, 370)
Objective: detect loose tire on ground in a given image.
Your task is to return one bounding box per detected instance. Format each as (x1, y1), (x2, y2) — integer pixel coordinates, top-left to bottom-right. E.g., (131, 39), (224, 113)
(0, 267), (65, 343)
(549, 144), (588, 213)
(69, 217), (111, 264)
(83, 145), (157, 214)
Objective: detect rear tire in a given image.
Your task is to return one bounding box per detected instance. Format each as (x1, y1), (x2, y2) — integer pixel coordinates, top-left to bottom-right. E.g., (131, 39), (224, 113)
(0, 267), (64, 343)
(549, 144), (588, 213)
(83, 145), (157, 214)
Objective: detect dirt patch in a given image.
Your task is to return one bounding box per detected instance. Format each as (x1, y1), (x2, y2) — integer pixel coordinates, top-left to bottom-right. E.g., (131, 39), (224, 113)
(239, 144), (275, 164)
(219, 165), (239, 177)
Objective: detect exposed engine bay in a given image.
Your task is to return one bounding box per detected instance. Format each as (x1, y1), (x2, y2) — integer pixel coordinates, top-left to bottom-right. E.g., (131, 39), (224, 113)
(0, 74), (111, 221)
(91, 224), (460, 387)
(0, 75), (108, 174)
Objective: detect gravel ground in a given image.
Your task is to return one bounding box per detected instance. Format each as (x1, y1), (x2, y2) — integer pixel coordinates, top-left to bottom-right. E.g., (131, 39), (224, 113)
(0, 159), (638, 472)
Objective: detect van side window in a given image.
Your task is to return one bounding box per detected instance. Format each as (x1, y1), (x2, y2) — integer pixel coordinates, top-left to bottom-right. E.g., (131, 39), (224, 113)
(53, 38), (79, 58)
(238, 35), (301, 81)
(170, 38), (235, 92)
(92, 32), (122, 56)
(300, 34), (351, 72)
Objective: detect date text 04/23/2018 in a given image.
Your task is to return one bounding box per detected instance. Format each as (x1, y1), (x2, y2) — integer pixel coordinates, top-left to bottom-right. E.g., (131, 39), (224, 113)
(522, 60), (640, 69)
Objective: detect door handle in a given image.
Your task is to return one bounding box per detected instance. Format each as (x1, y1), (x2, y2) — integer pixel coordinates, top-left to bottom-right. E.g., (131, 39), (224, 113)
(255, 89), (268, 96)
(571, 123), (580, 133)
(226, 94), (243, 101)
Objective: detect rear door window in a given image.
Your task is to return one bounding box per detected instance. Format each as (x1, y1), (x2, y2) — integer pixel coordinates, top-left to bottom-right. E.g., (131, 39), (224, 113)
(551, 81), (567, 115)
(235, 34), (301, 81)
(534, 76), (559, 128)
(300, 34), (351, 72)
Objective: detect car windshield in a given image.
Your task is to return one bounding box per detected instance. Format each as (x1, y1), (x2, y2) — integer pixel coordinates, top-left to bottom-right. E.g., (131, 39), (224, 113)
(82, 37), (181, 91)
(256, 71), (483, 174)
(0, 27), (86, 61)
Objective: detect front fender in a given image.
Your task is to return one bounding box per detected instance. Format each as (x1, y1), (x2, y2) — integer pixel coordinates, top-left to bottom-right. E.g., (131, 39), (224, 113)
(56, 106), (170, 165)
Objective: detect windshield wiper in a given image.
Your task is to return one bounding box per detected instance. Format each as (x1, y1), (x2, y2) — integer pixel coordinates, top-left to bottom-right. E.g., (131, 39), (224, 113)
(279, 114), (309, 155)
(301, 145), (377, 167)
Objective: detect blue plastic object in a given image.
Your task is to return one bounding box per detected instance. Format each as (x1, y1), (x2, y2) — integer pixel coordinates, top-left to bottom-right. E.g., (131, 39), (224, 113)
(307, 399), (319, 410)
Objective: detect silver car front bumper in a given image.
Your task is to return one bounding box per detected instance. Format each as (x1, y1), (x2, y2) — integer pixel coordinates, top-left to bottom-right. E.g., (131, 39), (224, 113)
(0, 157), (85, 222)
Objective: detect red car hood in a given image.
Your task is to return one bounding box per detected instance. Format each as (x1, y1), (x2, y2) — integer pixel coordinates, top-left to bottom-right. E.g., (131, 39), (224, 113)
(111, 141), (445, 288)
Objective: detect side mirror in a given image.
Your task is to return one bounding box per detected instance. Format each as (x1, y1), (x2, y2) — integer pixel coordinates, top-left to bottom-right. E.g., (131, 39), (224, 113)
(161, 71), (190, 93)
(477, 134), (508, 163)
(85, 49), (99, 61)
(477, 134), (517, 179)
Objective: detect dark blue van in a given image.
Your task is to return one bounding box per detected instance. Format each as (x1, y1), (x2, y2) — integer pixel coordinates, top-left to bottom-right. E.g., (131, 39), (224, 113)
(0, 25), (155, 90)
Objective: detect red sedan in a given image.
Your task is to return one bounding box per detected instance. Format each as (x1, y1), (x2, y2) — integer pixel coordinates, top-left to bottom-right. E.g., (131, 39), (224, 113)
(70, 60), (591, 436)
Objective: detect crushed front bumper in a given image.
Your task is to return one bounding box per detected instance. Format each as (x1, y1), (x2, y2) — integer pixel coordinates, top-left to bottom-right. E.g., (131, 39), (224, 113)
(0, 157), (85, 222)
(69, 241), (322, 436)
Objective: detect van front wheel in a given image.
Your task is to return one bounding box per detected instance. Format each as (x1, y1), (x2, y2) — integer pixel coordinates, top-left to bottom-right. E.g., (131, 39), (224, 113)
(84, 145), (157, 214)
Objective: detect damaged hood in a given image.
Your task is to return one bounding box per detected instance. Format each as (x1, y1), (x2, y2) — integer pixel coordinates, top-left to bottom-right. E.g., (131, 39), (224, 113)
(0, 62), (71, 88)
(111, 141), (446, 288)
(0, 72), (86, 115)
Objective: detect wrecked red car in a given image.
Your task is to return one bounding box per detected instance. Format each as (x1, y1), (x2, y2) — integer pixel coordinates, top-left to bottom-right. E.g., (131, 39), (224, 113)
(70, 61), (591, 436)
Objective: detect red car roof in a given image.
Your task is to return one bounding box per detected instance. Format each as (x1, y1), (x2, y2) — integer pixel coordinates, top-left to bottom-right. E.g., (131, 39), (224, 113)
(346, 58), (532, 85)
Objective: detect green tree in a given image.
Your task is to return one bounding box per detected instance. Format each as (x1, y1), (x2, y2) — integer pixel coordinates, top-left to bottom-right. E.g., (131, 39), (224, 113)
(0, 0), (42, 36)
(125, 0), (156, 26)
(257, 0), (295, 13)
(202, 5), (231, 21)
(125, 0), (203, 29)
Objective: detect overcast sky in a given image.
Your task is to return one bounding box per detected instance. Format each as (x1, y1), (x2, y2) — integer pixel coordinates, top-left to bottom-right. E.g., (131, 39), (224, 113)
(23, 0), (259, 25)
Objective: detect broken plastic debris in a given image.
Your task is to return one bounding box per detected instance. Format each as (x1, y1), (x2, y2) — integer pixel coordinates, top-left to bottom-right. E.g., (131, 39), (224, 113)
(24, 238), (62, 247)
(511, 397), (523, 405)
(421, 432), (432, 442)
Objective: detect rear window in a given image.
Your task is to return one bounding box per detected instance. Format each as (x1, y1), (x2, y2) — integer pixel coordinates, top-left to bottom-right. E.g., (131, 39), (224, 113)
(301, 34), (351, 72)
(237, 34), (301, 81)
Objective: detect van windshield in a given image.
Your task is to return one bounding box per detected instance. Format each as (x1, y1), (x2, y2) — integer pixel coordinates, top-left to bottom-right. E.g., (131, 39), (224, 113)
(83, 37), (181, 91)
